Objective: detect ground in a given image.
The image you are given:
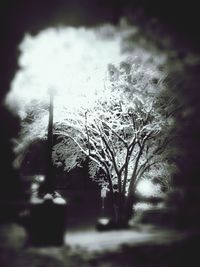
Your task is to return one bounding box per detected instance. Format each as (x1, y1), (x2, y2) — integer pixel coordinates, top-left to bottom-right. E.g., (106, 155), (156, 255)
(1, 192), (200, 267)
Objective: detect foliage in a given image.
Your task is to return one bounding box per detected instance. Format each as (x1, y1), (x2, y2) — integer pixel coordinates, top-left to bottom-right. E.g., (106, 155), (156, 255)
(53, 60), (176, 221)
(12, 100), (49, 169)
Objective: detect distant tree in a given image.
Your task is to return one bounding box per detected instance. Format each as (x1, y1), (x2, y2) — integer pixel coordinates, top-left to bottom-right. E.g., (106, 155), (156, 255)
(53, 61), (177, 224)
(12, 99), (49, 170)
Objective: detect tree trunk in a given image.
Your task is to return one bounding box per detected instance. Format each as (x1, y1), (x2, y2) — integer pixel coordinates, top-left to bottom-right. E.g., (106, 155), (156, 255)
(124, 194), (136, 221)
(110, 189), (118, 223)
(112, 192), (128, 226)
(117, 192), (124, 223)
(124, 176), (137, 222)
(109, 191), (135, 226)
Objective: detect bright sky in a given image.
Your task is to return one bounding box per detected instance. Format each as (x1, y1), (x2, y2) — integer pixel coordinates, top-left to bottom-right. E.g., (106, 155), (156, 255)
(5, 23), (166, 121)
(6, 26), (127, 119)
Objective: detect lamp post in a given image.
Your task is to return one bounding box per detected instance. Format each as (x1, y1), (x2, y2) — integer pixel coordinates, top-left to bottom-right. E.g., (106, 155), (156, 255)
(38, 87), (56, 195)
(29, 88), (67, 246)
(45, 87), (55, 194)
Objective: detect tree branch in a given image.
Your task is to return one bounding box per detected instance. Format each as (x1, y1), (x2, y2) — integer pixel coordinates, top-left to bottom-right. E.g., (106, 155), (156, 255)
(153, 136), (173, 155)
(136, 160), (161, 185)
(101, 134), (119, 176)
(96, 118), (128, 147)
(128, 142), (145, 196)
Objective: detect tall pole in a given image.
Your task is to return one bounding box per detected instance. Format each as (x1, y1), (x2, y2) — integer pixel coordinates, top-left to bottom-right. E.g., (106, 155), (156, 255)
(45, 88), (55, 194)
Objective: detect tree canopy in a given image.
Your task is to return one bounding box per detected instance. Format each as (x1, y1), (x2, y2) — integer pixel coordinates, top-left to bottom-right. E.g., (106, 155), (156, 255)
(52, 60), (177, 222)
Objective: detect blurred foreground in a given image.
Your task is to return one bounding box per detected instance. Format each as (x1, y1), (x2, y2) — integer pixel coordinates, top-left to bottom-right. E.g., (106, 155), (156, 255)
(0, 223), (199, 267)
(1, 192), (200, 267)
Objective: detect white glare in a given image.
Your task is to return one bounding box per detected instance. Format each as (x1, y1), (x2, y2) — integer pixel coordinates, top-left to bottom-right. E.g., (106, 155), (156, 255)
(5, 23), (167, 124)
(136, 179), (161, 197)
(6, 26), (127, 118)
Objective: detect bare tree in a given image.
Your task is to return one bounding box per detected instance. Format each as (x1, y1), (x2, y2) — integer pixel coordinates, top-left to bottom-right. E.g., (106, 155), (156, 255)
(53, 62), (176, 224)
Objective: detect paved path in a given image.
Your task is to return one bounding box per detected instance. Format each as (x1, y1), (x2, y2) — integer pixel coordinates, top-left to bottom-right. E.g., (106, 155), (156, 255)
(0, 222), (190, 252)
(65, 226), (190, 252)
(1, 223), (199, 267)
